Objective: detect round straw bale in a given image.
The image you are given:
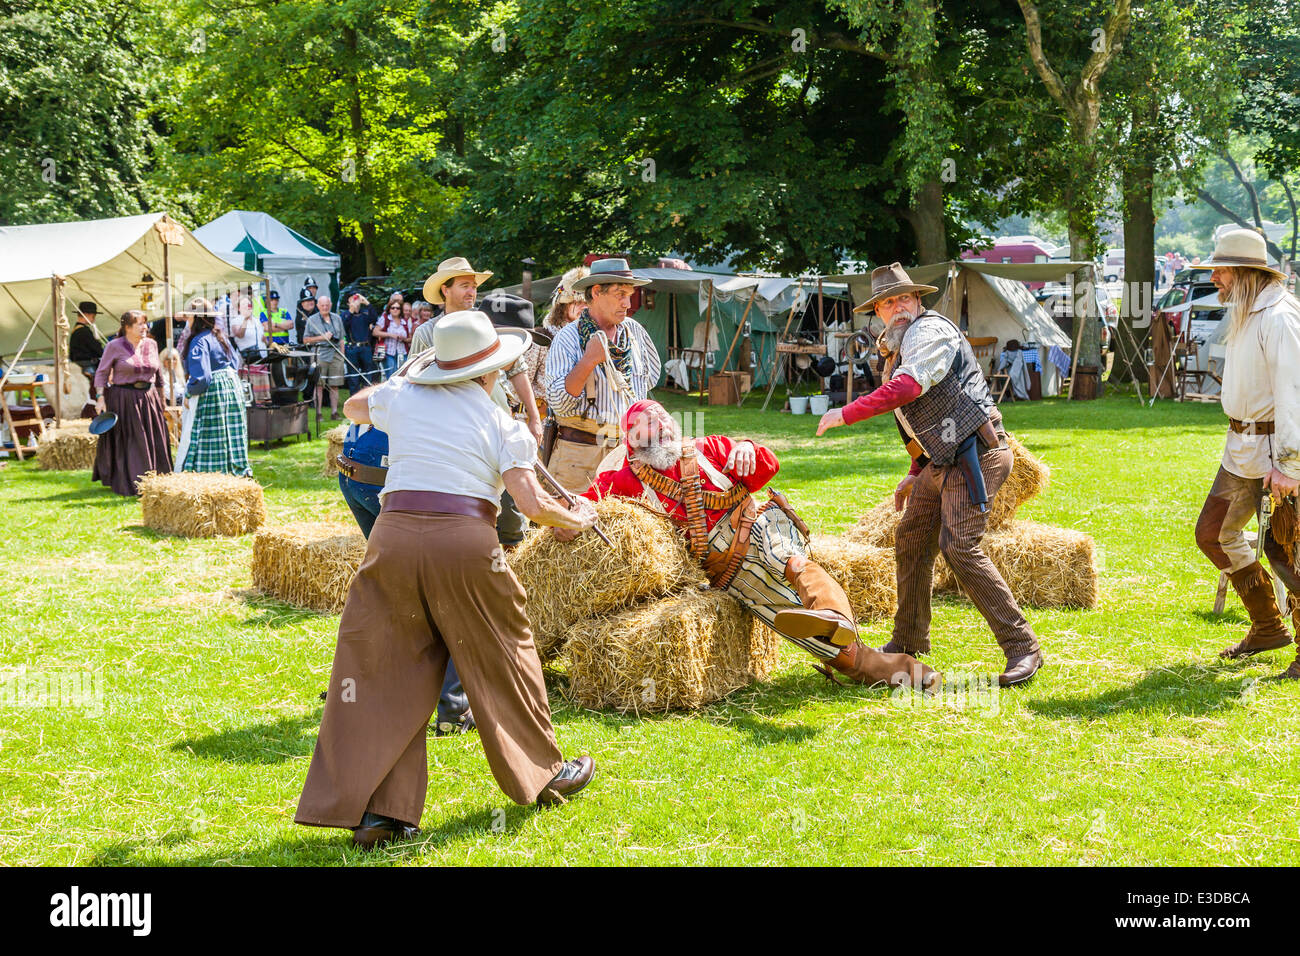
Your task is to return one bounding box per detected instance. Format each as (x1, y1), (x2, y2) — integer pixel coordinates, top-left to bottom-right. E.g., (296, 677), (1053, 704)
(37, 422), (97, 470)
(564, 588), (776, 713)
(934, 519), (1097, 609)
(510, 497), (705, 659)
(252, 522), (367, 613)
(808, 534), (897, 621)
(323, 425), (348, 476)
(137, 471), (266, 537)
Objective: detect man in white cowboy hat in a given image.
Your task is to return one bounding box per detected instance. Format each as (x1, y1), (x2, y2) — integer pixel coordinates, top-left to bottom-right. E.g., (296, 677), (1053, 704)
(816, 262), (1045, 686)
(296, 310), (600, 850)
(544, 257), (662, 492)
(1191, 228), (1300, 676)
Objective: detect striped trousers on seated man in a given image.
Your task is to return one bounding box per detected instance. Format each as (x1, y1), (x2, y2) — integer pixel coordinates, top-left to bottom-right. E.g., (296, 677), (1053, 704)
(556, 400), (940, 691)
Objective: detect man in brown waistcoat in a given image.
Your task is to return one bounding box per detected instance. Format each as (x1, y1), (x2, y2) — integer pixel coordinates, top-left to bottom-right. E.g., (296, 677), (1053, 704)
(816, 263), (1044, 686)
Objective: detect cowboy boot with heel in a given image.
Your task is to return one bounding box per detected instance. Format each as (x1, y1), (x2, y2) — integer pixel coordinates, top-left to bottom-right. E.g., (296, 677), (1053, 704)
(1221, 561), (1292, 659)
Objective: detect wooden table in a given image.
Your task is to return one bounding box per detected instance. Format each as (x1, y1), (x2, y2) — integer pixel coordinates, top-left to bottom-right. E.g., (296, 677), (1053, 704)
(2, 378), (49, 461)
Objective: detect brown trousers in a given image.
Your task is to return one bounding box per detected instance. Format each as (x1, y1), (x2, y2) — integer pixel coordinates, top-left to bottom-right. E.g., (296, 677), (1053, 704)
(1196, 465), (1300, 594)
(893, 443), (1040, 658)
(295, 511), (564, 829)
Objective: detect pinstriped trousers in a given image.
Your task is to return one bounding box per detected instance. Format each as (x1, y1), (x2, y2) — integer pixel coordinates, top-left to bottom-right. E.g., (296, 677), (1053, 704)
(892, 443), (1040, 658)
(708, 508), (843, 660)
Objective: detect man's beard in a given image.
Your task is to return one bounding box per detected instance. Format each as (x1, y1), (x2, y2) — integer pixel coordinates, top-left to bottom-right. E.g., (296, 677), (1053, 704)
(632, 439), (682, 472)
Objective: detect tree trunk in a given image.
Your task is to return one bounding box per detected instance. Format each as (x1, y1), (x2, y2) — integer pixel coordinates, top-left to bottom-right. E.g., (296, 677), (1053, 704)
(360, 221), (381, 277)
(1115, 136), (1155, 385)
(1067, 197), (1102, 399)
(905, 178), (948, 265)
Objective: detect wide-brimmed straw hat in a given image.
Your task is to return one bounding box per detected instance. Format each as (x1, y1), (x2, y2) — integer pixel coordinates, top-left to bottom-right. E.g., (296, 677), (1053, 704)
(405, 310), (531, 386)
(852, 262), (939, 313)
(553, 265), (589, 304)
(1199, 229), (1287, 281)
(423, 256), (494, 305)
(570, 257), (650, 291)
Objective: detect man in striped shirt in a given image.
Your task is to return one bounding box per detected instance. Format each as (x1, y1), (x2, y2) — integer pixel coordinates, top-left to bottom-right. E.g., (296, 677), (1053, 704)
(544, 258), (662, 492)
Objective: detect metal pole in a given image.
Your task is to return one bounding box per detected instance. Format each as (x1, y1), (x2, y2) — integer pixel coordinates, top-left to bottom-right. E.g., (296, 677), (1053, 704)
(163, 243), (175, 410)
(51, 275), (65, 431)
(698, 282), (713, 406)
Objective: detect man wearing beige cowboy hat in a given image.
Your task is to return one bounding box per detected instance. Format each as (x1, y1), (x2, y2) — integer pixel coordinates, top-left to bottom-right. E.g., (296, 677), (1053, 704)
(815, 262), (1045, 686)
(296, 309), (600, 850)
(544, 257), (662, 492)
(1191, 228), (1300, 677)
(422, 255), (543, 443)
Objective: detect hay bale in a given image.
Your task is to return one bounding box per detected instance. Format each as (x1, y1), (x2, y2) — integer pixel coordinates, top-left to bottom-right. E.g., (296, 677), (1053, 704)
(510, 497), (705, 658)
(565, 589), (778, 713)
(323, 425), (347, 476)
(843, 434), (1051, 544)
(252, 522), (367, 613)
(138, 471), (266, 537)
(933, 519), (1097, 609)
(989, 436), (1050, 531)
(37, 422), (97, 470)
(843, 498), (900, 548)
(808, 534), (896, 621)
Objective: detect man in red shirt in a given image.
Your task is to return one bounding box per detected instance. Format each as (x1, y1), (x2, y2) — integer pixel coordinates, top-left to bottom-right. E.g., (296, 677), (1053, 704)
(556, 400), (938, 690)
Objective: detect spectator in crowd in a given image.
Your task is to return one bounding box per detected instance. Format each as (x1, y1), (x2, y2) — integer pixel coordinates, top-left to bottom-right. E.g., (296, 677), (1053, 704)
(176, 300), (250, 476)
(372, 295), (409, 380)
(304, 294), (347, 418)
(230, 296), (266, 362)
(69, 301), (106, 379)
(530, 265), (588, 412)
(92, 310), (173, 495)
(159, 347), (187, 405)
(342, 292), (378, 393)
(295, 284), (319, 345)
(259, 290), (295, 346)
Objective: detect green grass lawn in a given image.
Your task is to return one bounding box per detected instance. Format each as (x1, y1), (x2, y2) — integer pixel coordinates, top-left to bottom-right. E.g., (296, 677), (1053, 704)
(2, 392), (1298, 866)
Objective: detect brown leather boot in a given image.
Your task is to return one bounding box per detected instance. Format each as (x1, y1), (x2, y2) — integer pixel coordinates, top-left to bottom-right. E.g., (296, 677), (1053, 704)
(1221, 562), (1292, 659)
(781, 557), (858, 646)
(813, 641), (942, 692)
(1281, 593), (1300, 679)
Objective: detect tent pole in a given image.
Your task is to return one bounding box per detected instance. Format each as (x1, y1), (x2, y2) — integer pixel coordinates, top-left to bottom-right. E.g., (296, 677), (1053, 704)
(51, 275), (65, 431)
(719, 287), (757, 374)
(761, 281), (802, 412)
(699, 283), (713, 406)
(163, 242), (175, 409)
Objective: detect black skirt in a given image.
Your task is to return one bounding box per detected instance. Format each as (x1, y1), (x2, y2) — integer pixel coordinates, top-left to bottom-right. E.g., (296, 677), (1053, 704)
(92, 385), (173, 495)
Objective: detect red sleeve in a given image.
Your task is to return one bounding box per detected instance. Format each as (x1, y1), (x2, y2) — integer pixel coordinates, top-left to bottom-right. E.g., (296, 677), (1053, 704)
(841, 374), (922, 426)
(698, 435), (779, 492)
(580, 465), (641, 502)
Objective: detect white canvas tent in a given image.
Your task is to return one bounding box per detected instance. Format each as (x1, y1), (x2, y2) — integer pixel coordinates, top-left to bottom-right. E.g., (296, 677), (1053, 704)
(0, 212), (261, 360)
(193, 210), (340, 305)
(825, 260), (1088, 397)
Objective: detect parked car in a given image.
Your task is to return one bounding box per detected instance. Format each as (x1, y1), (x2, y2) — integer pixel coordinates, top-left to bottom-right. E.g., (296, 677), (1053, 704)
(1153, 270), (1221, 339)
(962, 235), (1056, 289)
(337, 276), (424, 310)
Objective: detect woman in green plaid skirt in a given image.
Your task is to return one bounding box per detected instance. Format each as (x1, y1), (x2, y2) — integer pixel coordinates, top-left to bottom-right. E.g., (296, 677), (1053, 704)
(176, 304), (252, 476)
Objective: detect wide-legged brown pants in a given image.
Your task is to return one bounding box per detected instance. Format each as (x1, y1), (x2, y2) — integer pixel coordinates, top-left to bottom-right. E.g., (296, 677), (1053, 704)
(295, 510), (564, 830)
(1195, 465), (1300, 594)
(892, 443), (1040, 659)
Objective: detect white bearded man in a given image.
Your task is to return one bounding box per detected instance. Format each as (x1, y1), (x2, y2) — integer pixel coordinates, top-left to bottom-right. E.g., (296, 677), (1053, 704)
(553, 400), (940, 690)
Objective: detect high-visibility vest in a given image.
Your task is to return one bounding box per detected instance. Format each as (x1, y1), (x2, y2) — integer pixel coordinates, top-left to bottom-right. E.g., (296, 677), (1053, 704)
(259, 300), (292, 344)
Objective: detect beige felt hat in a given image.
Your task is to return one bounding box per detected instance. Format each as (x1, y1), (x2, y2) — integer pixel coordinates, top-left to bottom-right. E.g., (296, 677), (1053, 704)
(852, 262), (939, 313)
(570, 257), (650, 291)
(423, 257), (494, 306)
(404, 310), (530, 386)
(1199, 229), (1287, 281)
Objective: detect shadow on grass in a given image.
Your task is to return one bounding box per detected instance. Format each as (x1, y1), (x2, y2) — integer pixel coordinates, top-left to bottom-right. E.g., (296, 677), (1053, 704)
(88, 803), (533, 866)
(234, 590), (333, 627)
(1028, 661), (1258, 720)
(172, 713), (319, 764)
(1191, 608), (1246, 625)
(12, 484), (124, 507)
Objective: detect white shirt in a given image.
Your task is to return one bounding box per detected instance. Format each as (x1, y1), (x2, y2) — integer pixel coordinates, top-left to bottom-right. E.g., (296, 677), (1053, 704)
(1220, 284), (1300, 480)
(367, 376), (537, 505)
(890, 313), (961, 448)
(230, 312), (264, 352)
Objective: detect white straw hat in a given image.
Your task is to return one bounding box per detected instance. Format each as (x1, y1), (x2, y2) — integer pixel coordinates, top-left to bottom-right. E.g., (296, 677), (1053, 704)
(404, 310), (530, 385)
(1200, 229), (1286, 280)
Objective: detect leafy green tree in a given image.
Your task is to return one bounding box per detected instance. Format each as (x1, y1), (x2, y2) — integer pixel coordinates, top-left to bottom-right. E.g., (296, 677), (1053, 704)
(0, 0), (164, 223)
(158, 0), (471, 275)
